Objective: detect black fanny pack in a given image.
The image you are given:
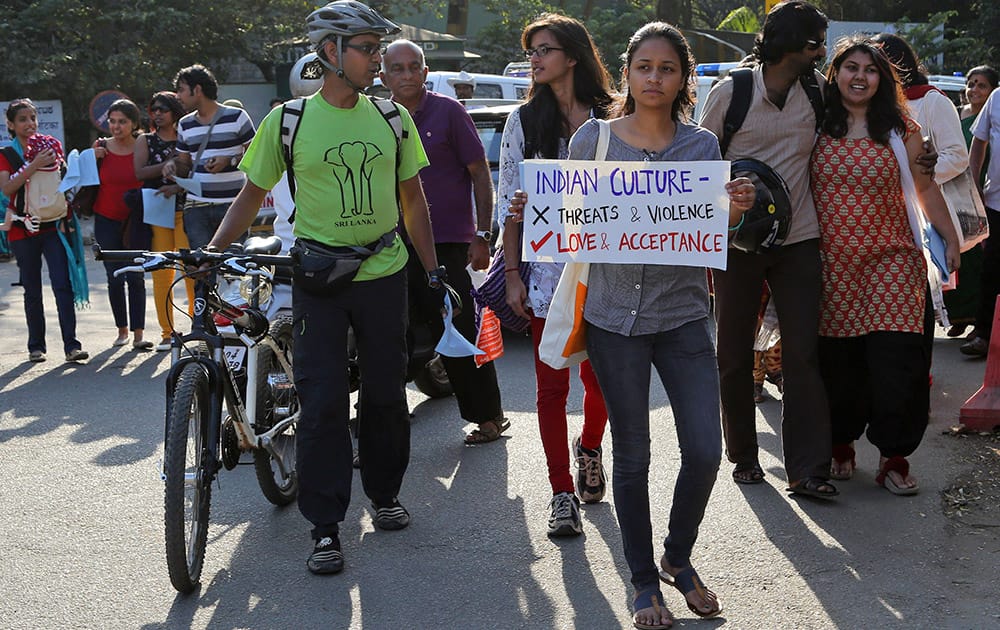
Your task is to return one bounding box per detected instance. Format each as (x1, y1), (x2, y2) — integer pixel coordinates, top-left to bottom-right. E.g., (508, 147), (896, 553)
(290, 231), (396, 296)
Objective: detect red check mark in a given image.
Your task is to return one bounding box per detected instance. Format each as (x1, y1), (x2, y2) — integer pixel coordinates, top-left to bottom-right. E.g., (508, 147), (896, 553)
(530, 231), (554, 253)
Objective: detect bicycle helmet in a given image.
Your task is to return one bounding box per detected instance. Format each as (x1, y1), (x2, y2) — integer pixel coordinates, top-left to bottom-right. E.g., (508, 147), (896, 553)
(306, 1), (400, 90)
(307, 0), (400, 44)
(290, 53), (325, 97)
(729, 158), (791, 254)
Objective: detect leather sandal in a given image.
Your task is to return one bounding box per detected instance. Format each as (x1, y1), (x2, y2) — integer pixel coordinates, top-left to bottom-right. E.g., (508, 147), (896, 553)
(464, 417), (510, 445)
(787, 476), (839, 499)
(732, 462), (765, 484)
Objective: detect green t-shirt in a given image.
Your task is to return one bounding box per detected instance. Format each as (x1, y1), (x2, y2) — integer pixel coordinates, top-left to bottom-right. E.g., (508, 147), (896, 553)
(241, 93), (429, 281)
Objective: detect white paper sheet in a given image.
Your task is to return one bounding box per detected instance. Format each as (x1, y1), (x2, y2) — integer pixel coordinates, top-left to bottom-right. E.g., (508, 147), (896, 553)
(173, 176), (202, 197)
(58, 148), (101, 192)
(142, 189), (177, 229)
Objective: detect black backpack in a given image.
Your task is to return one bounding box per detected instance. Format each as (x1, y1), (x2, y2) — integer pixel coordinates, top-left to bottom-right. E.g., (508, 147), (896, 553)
(279, 95), (406, 223)
(719, 68), (824, 157)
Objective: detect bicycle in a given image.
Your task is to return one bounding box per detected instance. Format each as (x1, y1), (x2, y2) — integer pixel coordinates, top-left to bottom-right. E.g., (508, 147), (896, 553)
(97, 239), (297, 594)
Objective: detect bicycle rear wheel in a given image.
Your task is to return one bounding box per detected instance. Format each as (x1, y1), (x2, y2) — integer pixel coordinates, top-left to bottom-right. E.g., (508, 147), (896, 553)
(253, 314), (299, 506)
(164, 363), (213, 593)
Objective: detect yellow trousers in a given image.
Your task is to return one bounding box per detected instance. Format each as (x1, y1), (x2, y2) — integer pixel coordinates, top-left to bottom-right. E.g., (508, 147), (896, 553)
(151, 211), (195, 341)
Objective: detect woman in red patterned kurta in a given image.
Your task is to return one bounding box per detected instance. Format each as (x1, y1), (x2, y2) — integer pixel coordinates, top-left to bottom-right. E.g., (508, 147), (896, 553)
(810, 37), (960, 496)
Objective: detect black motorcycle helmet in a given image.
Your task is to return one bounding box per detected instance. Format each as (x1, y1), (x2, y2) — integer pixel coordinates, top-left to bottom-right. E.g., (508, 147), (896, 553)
(729, 158), (792, 254)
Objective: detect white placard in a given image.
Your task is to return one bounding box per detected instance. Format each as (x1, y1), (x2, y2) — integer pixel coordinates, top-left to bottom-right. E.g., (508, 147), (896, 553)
(520, 159), (731, 270)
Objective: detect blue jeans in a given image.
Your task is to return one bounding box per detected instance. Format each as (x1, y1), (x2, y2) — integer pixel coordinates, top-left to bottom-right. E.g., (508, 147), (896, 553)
(183, 202), (233, 250)
(586, 318), (722, 591)
(10, 230), (81, 354)
(94, 214), (146, 330)
(293, 269), (410, 539)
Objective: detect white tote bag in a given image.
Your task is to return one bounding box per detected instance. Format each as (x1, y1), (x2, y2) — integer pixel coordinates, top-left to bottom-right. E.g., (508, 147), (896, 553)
(940, 168), (989, 252)
(537, 119), (610, 369)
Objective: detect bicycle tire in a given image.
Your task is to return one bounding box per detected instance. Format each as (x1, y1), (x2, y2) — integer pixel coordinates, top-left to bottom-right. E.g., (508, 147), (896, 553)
(164, 363), (213, 593)
(253, 314), (299, 506)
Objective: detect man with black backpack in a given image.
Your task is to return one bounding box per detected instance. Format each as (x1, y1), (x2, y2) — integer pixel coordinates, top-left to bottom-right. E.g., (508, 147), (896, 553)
(700, 1), (838, 499)
(206, 1), (451, 576)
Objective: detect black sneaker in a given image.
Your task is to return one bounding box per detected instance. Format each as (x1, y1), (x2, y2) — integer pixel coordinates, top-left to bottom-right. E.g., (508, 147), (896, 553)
(547, 491), (582, 536)
(307, 535), (344, 574)
(573, 435), (607, 504)
(373, 500), (410, 530)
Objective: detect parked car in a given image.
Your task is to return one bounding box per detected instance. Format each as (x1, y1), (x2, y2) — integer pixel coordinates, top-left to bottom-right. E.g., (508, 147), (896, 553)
(368, 71), (531, 101)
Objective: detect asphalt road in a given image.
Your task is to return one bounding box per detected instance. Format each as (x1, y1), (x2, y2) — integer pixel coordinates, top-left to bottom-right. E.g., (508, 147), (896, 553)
(1, 252), (998, 629)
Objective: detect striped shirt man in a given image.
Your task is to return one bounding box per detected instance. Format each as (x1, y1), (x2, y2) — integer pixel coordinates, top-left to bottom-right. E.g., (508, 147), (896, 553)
(176, 105), (255, 203)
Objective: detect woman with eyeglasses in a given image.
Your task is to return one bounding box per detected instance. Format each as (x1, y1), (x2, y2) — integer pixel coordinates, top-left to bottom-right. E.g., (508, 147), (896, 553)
(133, 91), (195, 351)
(497, 12), (612, 538)
(92, 98), (149, 350)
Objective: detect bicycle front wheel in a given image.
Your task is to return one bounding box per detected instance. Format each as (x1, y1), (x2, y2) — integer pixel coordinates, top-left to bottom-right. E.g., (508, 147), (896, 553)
(164, 363), (213, 593)
(253, 314), (298, 506)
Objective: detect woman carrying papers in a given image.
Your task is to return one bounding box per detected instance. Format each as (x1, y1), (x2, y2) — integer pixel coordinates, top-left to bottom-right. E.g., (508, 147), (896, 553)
(133, 92), (195, 351)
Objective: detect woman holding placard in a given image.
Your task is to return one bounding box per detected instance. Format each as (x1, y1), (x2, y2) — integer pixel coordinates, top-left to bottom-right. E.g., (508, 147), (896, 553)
(133, 91), (194, 351)
(512, 22), (754, 628)
(498, 13), (612, 539)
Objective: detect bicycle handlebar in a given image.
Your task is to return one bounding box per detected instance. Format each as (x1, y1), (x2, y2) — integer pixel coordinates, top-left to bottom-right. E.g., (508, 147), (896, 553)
(96, 247), (294, 277)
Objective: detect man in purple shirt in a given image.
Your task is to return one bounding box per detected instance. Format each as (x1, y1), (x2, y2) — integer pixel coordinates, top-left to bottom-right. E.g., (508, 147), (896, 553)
(382, 40), (508, 445)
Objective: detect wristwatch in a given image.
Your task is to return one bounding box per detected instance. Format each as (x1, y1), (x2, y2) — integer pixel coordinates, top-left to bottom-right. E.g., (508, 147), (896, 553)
(475, 229), (492, 241)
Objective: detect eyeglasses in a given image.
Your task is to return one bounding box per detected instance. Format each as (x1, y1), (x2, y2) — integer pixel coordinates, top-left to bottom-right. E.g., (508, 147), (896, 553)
(344, 42), (386, 58)
(805, 39), (823, 51)
(524, 45), (564, 59)
(150, 105), (170, 113)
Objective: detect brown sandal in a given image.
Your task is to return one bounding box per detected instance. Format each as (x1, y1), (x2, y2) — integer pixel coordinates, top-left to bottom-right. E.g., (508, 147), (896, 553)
(464, 418), (510, 445)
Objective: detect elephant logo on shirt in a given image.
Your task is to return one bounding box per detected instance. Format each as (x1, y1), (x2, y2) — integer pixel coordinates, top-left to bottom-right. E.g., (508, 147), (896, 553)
(324, 141), (384, 218)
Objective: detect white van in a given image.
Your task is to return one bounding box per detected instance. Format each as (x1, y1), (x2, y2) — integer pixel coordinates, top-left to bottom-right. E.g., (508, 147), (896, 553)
(368, 71), (531, 101)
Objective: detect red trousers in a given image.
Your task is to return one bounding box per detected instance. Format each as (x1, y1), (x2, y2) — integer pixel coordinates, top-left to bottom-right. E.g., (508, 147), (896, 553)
(530, 316), (608, 494)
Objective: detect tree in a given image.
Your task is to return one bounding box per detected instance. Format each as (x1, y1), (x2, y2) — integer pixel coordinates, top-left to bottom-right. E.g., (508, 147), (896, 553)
(0, 0), (309, 149)
(717, 6), (759, 33)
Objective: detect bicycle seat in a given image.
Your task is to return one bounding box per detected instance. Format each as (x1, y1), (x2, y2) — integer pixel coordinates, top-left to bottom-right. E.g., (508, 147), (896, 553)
(242, 235), (283, 256)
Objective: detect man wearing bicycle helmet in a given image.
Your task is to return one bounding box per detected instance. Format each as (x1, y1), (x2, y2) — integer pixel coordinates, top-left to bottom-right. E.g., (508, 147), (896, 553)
(207, 0), (448, 576)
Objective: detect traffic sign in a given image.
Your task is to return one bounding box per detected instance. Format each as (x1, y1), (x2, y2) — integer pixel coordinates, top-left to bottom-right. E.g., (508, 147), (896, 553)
(88, 90), (130, 133)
